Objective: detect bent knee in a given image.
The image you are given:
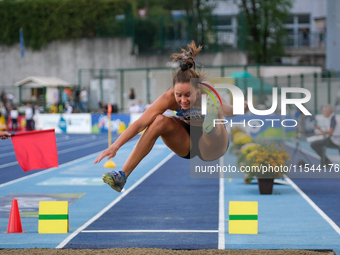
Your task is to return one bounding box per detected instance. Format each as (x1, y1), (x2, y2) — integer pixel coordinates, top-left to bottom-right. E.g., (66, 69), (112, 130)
(149, 115), (173, 132)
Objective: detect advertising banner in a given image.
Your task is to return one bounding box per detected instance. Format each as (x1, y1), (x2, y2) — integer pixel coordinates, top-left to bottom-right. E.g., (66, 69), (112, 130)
(35, 114), (92, 134)
(91, 113), (130, 134)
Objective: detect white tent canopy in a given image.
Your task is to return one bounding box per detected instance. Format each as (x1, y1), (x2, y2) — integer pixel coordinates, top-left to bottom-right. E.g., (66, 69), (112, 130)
(15, 76), (73, 105)
(15, 76), (72, 88)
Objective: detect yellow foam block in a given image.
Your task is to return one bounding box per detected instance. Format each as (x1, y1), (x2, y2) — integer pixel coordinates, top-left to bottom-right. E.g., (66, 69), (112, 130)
(39, 201), (69, 234)
(229, 201), (258, 234)
(229, 220), (258, 234)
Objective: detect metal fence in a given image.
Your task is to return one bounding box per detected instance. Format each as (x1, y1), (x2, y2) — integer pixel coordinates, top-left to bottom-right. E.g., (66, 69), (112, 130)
(77, 66), (339, 115)
(2, 68), (340, 115)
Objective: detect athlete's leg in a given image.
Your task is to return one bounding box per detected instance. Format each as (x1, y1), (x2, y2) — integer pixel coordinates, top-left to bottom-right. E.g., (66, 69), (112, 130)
(198, 114), (229, 161)
(199, 95), (229, 161)
(121, 115), (190, 177)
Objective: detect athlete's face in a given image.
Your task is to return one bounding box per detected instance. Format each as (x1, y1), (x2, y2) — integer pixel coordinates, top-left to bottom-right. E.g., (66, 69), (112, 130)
(174, 82), (198, 110)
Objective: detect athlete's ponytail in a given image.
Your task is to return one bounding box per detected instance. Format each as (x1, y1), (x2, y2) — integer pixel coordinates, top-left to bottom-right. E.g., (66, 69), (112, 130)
(171, 41), (206, 86)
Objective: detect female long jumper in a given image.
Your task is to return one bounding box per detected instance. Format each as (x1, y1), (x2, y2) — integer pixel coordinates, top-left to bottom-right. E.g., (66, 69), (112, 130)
(94, 41), (247, 192)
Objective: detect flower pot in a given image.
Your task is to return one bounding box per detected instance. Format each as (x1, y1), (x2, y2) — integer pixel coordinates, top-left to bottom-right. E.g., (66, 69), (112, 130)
(257, 178), (274, 194)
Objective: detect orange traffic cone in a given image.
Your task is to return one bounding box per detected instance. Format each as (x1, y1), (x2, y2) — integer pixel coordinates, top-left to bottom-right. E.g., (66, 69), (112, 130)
(4, 199), (25, 233)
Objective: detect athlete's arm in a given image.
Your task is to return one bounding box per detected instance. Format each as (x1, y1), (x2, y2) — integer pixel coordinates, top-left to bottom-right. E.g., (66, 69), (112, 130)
(94, 89), (177, 163)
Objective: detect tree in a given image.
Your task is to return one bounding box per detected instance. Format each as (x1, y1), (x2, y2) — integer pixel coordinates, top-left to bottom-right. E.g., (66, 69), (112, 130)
(235, 0), (293, 63)
(135, 0), (218, 46)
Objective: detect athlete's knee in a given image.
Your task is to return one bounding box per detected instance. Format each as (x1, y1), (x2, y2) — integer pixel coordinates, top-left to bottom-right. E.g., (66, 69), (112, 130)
(149, 115), (171, 133)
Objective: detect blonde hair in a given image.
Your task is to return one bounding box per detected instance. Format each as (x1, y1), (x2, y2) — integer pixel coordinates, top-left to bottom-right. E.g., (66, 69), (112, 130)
(171, 41), (206, 86)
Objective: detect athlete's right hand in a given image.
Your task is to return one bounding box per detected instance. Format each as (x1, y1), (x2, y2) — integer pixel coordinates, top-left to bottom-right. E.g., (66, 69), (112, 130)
(94, 147), (118, 163)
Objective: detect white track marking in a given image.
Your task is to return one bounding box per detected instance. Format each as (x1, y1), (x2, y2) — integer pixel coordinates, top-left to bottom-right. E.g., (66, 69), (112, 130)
(81, 230), (218, 233)
(218, 156), (225, 249)
(0, 139), (137, 188)
(56, 152), (175, 249)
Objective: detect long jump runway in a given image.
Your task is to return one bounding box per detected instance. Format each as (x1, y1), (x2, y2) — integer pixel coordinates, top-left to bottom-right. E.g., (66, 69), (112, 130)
(1, 135), (340, 253)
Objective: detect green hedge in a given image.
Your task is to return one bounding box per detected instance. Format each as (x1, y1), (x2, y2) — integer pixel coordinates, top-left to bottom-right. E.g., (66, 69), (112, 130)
(0, 0), (127, 50)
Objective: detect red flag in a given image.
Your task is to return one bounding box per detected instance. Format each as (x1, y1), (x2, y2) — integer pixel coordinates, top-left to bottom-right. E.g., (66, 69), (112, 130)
(11, 129), (58, 172)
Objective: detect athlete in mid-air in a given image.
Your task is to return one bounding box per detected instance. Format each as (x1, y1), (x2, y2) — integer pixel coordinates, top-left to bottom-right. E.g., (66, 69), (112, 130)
(94, 41), (247, 192)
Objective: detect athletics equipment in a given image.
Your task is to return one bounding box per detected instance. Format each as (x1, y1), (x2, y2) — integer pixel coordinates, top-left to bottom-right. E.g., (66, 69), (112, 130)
(229, 201), (258, 234)
(38, 201), (69, 233)
(4, 199), (24, 233)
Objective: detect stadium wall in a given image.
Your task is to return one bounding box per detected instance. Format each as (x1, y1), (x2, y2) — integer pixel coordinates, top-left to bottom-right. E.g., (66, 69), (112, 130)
(0, 37), (247, 86)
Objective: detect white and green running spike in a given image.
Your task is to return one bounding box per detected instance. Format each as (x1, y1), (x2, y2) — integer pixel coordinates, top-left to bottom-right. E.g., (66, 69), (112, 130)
(203, 95), (220, 134)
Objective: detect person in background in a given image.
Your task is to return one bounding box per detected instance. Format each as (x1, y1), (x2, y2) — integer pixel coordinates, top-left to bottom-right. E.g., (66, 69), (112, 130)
(50, 103), (59, 113)
(0, 131), (10, 140)
(0, 102), (8, 129)
(65, 102), (73, 114)
(128, 88), (136, 106)
(137, 100), (144, 112)
(129, 101), (141, 113)
(80, 88), (88, 112)
(33, 105), (40, 130)
(25, 103), (33, 131)
(10, 105), (19, 131)
(73, 87), (80, 112)
(0, 90), (7, 105)
(311, 105), (340, 165)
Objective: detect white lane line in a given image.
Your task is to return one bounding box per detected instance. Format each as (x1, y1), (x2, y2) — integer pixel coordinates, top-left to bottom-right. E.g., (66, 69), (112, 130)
(58, 139), (107, 154)
(81, 230), (218, 233)
(0, 139), (137, 188)
(56, 152), (175, 249)
(0, 152), (98, 188)
(218, 156), (225, 250)
(285, 177), (340, 235)
(284, 141), (320, 159)
(0, 161), (18, 169)
(57, 137), (101, 146)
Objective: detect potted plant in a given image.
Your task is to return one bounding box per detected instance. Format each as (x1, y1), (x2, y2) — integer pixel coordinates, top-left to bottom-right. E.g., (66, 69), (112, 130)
(242, 141), (291, 194)
(229, 130), (253, 155)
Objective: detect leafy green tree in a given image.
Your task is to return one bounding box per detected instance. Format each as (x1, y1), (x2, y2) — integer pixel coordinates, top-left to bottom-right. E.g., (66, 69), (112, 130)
(235, 0), (293, 63)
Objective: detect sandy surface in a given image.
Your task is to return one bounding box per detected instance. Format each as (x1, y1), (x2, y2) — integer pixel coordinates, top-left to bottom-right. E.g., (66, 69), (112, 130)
(0, 249), (335, 255)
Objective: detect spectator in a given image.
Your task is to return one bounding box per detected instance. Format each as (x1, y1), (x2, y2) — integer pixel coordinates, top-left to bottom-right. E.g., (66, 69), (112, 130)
(129, 101), (141, 113)
(311, 105), (340, 165)
(0, 102), (8, 124)
(0, 90), (6, 105)
(80, 88), (88, 112)
(100, 101), (108, 114)
(50, 103), (59, 113)
(33, 105), (40, 130)
(128, 88), (135, 106)
(73, 87), (80, 112)
(25, 103), (33, 131)
(301, 27), (309, 47)
(10, 105), (19, 131)
(137, 100), (144, 112)
(62, 89), (70, 105)
(65, 102), (73, 114)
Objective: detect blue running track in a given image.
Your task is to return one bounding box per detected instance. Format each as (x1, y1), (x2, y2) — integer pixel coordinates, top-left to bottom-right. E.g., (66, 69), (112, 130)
(0, 135), (340, 254)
